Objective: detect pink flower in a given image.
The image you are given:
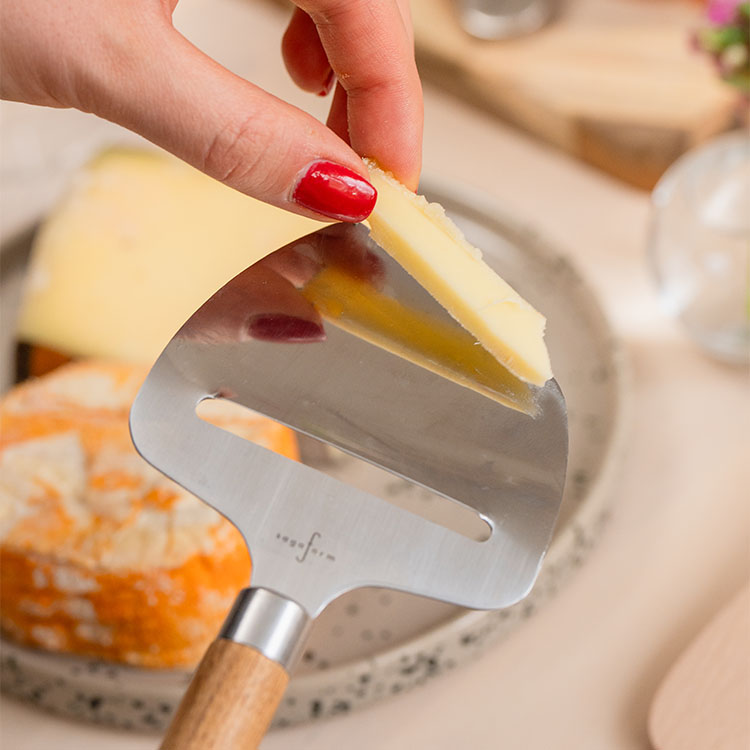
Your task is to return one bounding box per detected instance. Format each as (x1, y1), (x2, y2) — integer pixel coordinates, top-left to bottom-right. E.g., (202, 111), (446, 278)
(707, 0), (742, 25)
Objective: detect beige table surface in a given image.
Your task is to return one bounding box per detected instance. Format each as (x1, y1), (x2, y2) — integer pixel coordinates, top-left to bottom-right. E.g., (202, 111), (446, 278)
(1, 1), (748, 748)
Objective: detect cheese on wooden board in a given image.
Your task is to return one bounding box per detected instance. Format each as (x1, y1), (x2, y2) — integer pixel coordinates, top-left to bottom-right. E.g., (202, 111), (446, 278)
(17, 148), (322, 364)
(364, 160), (552, 386)
(0, 361), (298, 668)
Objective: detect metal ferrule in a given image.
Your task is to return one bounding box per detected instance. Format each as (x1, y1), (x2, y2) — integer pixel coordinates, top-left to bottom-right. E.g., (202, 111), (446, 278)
(219, 588), (311, 672)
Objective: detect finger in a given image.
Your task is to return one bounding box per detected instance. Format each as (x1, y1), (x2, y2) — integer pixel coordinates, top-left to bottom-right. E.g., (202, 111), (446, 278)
(396, 0), (415, 46)
(281, 8), (334, 96)
(325, 81), (349, 144)
(87, 26), (376, 223)
(297, 0), (423, 189)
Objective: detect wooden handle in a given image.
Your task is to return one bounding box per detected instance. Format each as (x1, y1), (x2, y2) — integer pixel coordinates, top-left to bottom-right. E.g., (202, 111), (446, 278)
(160, 638), (289, 750)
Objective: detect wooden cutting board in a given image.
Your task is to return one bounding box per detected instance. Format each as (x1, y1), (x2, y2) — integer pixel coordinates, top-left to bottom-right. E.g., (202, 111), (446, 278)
(649, 583), (750, 750)
(411, 0), (739, 189)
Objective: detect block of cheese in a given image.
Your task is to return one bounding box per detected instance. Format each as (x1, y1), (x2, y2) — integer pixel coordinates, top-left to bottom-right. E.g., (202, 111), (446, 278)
(0, 361), (298, 668)
(364, 160), (552, 386)
(302, 266), (537, 414)
(17, 148), (322, 364)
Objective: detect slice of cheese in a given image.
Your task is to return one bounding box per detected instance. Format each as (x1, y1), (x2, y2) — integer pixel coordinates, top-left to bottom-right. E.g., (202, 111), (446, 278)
(364, 160), (552, 386)
(17, 148), (322, 364)
(302, 266), (537, 414)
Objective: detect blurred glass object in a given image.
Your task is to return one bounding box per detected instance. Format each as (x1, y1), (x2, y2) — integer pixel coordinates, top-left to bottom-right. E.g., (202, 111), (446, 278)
(649, 130), (750, 365)
(455, 0), (556, 40)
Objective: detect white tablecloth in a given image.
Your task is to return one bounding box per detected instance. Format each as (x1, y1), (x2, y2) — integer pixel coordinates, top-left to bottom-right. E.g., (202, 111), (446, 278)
(1, 1), (747, 748)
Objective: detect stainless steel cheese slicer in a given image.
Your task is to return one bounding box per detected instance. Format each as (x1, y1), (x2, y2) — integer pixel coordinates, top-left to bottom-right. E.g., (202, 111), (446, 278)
(129, 221), (567, 749)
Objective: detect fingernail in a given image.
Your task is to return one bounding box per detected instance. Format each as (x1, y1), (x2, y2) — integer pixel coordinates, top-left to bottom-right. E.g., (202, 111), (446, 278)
(292, 161), (377, 222)
(318, 69), (335, 96)
(247, 314), (326, 342)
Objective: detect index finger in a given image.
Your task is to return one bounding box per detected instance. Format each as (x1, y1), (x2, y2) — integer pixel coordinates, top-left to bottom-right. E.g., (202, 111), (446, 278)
(296, 0), (423, 190)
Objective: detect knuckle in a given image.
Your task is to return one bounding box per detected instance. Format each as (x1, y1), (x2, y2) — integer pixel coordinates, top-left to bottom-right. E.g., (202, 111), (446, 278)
(297, 0), (362, 24)
(201, 114), (267, 187)
(345, 70), (410, 100)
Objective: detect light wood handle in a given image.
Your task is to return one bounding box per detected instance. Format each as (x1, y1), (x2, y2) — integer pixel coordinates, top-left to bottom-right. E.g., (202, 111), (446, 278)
(160, 638), (289, 750)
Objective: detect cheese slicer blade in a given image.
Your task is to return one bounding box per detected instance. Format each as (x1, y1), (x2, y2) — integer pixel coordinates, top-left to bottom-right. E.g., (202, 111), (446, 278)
(129, 221), (568, 749)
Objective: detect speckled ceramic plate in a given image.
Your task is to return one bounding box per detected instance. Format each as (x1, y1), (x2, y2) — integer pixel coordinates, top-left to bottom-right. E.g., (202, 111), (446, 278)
(0, 179), (628, 731)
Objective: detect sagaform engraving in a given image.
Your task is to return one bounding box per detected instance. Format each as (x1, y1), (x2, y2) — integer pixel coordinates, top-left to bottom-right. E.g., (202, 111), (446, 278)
(275, 531), (336, 563)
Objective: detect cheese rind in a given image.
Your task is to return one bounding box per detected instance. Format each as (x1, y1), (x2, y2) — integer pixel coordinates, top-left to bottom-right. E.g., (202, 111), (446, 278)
(364, 160), (552, 386)
(17, 148), (322, 364)
(0, 361), (298, 668)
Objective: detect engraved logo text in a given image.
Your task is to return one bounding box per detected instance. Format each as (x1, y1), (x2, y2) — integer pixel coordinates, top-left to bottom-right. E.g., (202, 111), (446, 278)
(275, 531), (336, 563)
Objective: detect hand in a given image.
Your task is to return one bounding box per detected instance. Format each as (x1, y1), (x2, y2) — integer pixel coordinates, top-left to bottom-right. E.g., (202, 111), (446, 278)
(0, 1), (423, 221)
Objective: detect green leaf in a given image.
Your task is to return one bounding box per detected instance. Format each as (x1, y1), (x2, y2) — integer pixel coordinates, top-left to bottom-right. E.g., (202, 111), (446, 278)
(724, 70), (750, 93)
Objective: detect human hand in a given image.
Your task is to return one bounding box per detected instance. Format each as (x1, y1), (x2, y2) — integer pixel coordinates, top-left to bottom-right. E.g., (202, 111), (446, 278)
(0, 0), (422, 221)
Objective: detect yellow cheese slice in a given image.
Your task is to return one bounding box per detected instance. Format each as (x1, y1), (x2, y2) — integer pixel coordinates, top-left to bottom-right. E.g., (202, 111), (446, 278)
(364, 160), (552, 386)
(18, 147), (551, 388)
(302, 266), (537, 414)
(17, 148), (322, 363)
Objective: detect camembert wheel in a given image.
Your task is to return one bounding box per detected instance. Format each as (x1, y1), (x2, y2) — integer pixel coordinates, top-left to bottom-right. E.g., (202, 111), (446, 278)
(0, 361), (297, 668)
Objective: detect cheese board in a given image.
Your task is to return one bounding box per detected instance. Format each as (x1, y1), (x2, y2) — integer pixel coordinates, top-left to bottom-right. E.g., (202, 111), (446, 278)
(410, 0), (739, 189)
(0, 178), (628, 730)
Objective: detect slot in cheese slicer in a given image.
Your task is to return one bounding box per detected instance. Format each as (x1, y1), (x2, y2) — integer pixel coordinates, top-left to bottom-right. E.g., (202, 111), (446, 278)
(129, 222), (568, 749)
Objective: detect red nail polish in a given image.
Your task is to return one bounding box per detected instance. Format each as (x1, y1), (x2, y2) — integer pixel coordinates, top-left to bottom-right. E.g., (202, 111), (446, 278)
(247, 314), (326, 343)
(318, 70), (335, 96)
(292, 161), (377, 222)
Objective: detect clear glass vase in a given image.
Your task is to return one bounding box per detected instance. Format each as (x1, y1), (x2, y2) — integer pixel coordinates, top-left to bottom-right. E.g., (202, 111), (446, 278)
(648, 130), (750, 365)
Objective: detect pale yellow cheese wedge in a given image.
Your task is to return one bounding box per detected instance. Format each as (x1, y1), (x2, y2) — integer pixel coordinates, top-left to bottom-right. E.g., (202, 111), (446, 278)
(302, 267), (537, 415)
(364, 160), (552, 386)
(17, 148), (322, 363)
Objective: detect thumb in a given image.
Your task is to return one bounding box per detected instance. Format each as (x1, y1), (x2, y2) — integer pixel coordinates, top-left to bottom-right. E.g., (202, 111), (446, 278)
(90, 27), (376, 222)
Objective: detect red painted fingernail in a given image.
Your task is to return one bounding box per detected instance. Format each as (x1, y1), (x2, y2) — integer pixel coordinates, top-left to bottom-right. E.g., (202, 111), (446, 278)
(247, 314), (325, 343)
(292, 161), (377, 222)
(318, 69), (335, 96)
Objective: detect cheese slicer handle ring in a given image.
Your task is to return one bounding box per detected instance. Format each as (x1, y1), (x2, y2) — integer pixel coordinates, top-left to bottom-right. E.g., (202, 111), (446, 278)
(220, 587), (312, 670)
(160, 588), (311, 750)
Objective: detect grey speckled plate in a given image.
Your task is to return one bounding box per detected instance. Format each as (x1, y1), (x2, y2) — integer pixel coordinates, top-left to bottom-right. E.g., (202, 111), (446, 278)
(0, 179), (629, 731)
